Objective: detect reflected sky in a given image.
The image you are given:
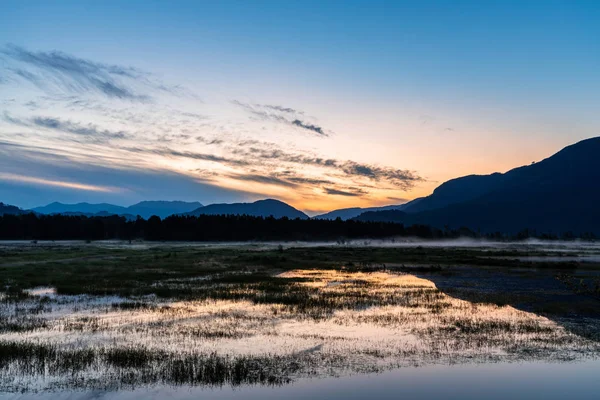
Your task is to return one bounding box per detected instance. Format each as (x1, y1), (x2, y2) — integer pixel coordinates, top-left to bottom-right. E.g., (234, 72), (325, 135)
(8, 360), (600, 400)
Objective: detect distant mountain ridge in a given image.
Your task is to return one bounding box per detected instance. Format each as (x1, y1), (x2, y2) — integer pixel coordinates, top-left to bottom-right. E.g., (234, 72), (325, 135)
(354, 137), (600, 234)
(21, 199), (308, 220)
(0, 202), (26, 216)
(43, 211), (139, 221)
(186, 199), (308, 219)
(32, 200), (203, 219)
(33, 202), (127, 215)
(127, 201), (203, 218)
(313, 199), (423, 220)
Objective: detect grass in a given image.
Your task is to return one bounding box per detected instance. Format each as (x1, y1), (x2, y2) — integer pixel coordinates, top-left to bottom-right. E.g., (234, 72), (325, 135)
(556, 273), (600, 300)
(0, 342), (297, 388)
(0, 245), (594, 299)
(452, 318), (555, 335)
(112, 301), (157, 311)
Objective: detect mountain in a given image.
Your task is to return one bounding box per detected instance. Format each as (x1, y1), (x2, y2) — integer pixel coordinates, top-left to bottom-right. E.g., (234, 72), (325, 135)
(41, 211), (137, 220)
(94, 211), (138, 220)
(32, 202), (127, 215)
(314, 200), (422, 220)
(186, 199), (309, 219)
(355, 137), (600, 235)
(0, 202), (27, 215)
(354, 209), (407, 223)
(126, 201), (203, 219)
(402, 175), (506, 214)
(32, 201), (203, 219)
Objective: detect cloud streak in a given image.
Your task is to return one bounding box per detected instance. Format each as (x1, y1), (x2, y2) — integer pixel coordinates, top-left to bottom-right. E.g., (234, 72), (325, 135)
(231, 146), (422, 189)
(0, 45), (174, 101)
(262, 104), (302, 114)
(4, 113), (130, 142)
(0, 172), (118, 193)
(227, 173), (299, 188)
(324, 187), (365, 197)
(291, 119), (325, 135)
(233, 100), (329, 137)
(122, 147), (252, 168)
(32, 117), (129, 140)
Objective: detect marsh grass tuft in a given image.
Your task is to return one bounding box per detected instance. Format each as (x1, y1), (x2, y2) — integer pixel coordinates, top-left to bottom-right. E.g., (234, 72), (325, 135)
(0, 342), (299, 389)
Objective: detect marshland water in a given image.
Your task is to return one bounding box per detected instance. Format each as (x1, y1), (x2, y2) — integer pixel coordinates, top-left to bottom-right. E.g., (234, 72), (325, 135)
(1, 240), (599, 398)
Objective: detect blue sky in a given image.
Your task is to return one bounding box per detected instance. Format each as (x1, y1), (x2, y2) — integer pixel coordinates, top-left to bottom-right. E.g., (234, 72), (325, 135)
(1, 1), (599, 212)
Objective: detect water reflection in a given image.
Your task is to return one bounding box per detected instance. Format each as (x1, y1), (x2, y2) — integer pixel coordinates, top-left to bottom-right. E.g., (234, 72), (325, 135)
(1, 267), (599, 393)
(6, 360), (600, 400)
(417, 266), (600, 340)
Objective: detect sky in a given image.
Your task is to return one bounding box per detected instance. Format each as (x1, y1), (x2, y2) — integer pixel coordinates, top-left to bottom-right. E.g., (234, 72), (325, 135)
(1, 0), (599, 214)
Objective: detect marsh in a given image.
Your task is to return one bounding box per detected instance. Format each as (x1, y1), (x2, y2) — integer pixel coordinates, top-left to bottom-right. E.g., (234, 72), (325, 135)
(1, 241), (599, 398)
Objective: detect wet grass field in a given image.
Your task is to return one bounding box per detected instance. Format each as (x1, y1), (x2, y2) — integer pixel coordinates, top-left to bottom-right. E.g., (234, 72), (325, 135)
(1, 241), (599, 392)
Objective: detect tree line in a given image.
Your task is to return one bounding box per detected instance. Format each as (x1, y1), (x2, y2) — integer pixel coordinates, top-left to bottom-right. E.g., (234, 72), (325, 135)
(0, 213), (461, 241)
(0, 213), (594, 242)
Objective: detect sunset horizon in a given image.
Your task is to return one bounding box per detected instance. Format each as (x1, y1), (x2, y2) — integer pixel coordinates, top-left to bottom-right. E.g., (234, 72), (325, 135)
(2, 1), (598, 213)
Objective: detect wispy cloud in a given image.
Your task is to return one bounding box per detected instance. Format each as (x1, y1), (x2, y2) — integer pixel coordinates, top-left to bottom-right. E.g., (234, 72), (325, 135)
(291, 119), (325, 135)
(123, 147), (251, 167)
(2, 112), (23, 126)
(196, 136), (224, 145)
(324, 187), (366, 197)
(9, 68), (39, 84)
(338, 161), (420, 187)
(230, 146), (422, 189)
(227, 173), (299, 188)
(0, 45), (178, 101)
(279, 172), (335, 186)
(262, 104), (303, 114)
(233, 100), (329, 137)
(419, 115), (436, 125)
(32, 116), (129, 140)
(159, 149), (250, 167)
(4, 113), (130, 141)
(0, 172), (118, 193)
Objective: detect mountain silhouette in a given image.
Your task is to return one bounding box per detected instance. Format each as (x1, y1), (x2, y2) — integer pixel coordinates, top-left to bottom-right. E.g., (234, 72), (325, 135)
(314, 200), (422, 220)
(32, 202), (127, 215)
(0, 202), (26, 215)
(354, 209), (408, 223)
(32, 201), (203, 219)
(355, 137), (600, 234)
(402, 175), (506, 213)
(126, 201), (203, 219)
(186, 199), (308, 219)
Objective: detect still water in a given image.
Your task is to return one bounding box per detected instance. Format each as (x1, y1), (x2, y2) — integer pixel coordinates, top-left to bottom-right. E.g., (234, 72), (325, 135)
(5, 360), (599, 400)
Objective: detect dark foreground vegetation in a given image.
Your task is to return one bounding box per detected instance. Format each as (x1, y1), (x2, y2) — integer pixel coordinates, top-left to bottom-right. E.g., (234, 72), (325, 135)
(0, 213), (595, 241)
(0, 213), (462, 241)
